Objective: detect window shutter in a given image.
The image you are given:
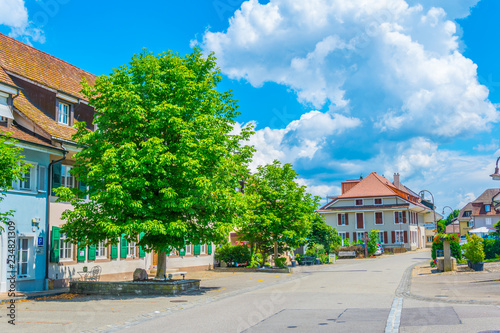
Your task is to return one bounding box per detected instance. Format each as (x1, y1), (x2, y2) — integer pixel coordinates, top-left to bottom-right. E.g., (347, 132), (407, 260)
(110, 243), (118, 259)
(404, 231), (408, 243)
(392, 231), (396, 244)
(208, 243), (213, 255)
(50, 226), (61, 263)
(394, 212), (399, 223)
(77, 242), (86, 261)
(384, 231), (388, 244)
(345, 214), (349, 225)
(51, 162), (62, 195)
(120, 234), (128, 258)
(403, 211), (407, 223)
(179, 247), (186, 256)
(194, 244), (201, 255)
(88, 244), (96, 261)
(139, 232), (146, 258)
(78, 180), (87, 198)
(38, 165), (47, 192)
(353, 233), (357, 242)
(338, 214), (341, 226)
(356, 213), (363, 229)
(346, 232), (349, 242)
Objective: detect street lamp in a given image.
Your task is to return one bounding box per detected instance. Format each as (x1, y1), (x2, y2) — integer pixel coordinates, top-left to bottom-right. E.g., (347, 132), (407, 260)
(490, 156), (500, 180)
(442, 206), (454, 233)
(419, 190), (437, 235)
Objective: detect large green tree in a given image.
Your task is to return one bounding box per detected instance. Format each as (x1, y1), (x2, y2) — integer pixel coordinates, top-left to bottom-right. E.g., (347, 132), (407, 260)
(56, 49), (254, 278)
(239, 160), (318, 267)
(0, 132), (29, 229)
(308, 214), (342, 254)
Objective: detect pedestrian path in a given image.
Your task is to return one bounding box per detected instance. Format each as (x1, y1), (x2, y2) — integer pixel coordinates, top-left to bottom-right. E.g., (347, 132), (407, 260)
(0, 288), (69, 304)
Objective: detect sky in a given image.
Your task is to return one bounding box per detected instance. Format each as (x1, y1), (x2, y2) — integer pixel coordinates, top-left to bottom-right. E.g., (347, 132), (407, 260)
(1, 0), (500, 215)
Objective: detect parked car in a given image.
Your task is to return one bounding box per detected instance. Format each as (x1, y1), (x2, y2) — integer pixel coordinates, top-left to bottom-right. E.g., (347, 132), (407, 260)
(374, 244), (384, 256)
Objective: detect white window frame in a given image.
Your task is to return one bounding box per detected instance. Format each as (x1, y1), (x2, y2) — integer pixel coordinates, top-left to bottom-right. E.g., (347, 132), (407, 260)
(185, 244), (192, 255)
(467, 221), (473, 228)
(61, 165), (76, 189)
(395, 230), (404, 244)
(127, 240), (136, 257)
(486, 218), (492, 225)
(339, 213), (346, 226)
(57, 101), (70, 125)
(427, 236), (433, 243)
(374, 198), (383, 205)
(96, 241), (107, 259)
(17, 237), (34, 279)
(395, 211), (403, 224)
(200, 244), (206, 254)
(0, 94), (8, 122)
(355, 199), (363, 206)
(59, 233), (73, 261)
(378, 231), (385, 244)
(11, 161), (37, 193)
(356, 232), (365, 242)
(338, 232), (347, 246)
(374, 212), (384, 225)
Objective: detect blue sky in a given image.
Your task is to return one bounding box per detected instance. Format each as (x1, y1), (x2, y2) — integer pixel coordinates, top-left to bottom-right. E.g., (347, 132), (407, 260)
(1, 0), (500, 215)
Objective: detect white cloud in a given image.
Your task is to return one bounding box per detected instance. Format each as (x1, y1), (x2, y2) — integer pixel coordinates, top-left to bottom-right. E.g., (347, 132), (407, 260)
(0, 0), (45, 44)
(474, 139), (499, 152)
(201, 0), (498, 138)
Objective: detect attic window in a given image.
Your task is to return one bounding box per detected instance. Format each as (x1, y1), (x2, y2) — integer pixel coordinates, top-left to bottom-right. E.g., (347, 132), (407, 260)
(374, 198), (382, 205)
(57, 101), (70, 125)
(463, 211), (471, 217)
(355, 199), (363, 206)
(485, 205), (491, 213)
(0, 94), (13, 121)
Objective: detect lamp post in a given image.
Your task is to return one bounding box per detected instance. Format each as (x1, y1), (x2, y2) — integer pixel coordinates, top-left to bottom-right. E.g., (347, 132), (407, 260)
(442, 206), (454, 233)
(419, 190), (437, 235)
(490, 156), (500, 180)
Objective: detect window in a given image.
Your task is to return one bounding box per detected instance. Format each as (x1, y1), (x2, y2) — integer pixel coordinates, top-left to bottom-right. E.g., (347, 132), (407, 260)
(427, 236), (433, 243)
(96, 241), (107, 258)
(127, 240), (136, 256)
(201, 244), (206, 254)
(375, 212), (383, 225)
(338, 232), (346, 245)
(11, 162), (38, 192)
(38, 165), (47, 192)
(0, 94), (13, 122)
(395, 231), (404, 244)
(485, 205), (491, 213)
(337, 213), (348, 226)
(59, 233), (73, 260)
(378, 231), (385, 244)
(356, 232), (365, 242)
(467, 221), (474, 228)
(486, 218), (492, 225)
(185, 244), (192, 255)
(463, 211), (471, 217)
(0, 95), (7, 122)
(395, 212), (403, 224)
(170, 248), (177, 256)
(18, 238), (30, 277)
(58, 101), (70, 125)
(355, 199), (363, 206)
(20, 168), (31, 190)
(374, 198), (382, 205)
(61, 165), (75, 188)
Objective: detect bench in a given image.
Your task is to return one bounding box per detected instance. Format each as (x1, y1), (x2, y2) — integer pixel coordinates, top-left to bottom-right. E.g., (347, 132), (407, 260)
(338, 251), (356, 258)
(167, 271), (187, 280)
(299, 256), (315, 265)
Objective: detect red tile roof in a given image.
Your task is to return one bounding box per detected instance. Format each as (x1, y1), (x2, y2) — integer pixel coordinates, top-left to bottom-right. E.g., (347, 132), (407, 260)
(0, 33), (95, 100)
(0, 124), (56, 148)
(338, 172), (399, 198)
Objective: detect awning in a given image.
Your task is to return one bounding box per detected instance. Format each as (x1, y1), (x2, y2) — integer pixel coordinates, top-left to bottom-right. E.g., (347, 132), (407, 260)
(0, 103), (13, 119)
(469, 227), (497, 234)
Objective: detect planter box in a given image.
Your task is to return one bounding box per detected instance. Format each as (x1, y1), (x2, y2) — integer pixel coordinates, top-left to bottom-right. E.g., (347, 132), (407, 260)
(256, 267), (292, 274)
(69, 279), (200, 296)
(471, 262), (484, 271)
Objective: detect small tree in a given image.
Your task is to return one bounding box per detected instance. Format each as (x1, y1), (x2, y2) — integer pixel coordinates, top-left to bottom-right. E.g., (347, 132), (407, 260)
(367, 229), (380, 256)
(492, 221), (500, 237)
(215, 243), (251, 267)
(0, 132), (30, 229)
(239, 160), (318, 267)
(308, 214), (342, 253)
(56, 49), (254, 278)
(465, 234), (485, 263)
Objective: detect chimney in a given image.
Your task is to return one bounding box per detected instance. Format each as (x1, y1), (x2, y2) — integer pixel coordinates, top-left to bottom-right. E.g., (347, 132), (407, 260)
(393, 173), (400, 189)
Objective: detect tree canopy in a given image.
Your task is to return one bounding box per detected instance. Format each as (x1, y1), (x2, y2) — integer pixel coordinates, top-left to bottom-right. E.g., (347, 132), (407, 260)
(57, 49), (254, 276)
(0, 132), (29, 228)
(307, 214), (342, 254)
(239, 160), (319, 266)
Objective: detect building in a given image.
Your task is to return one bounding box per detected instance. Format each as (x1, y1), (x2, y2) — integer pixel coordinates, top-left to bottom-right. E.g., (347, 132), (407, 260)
(444, 219), (460, 234)
(457, 189), (500, 236)
(318, 172), (441, 251)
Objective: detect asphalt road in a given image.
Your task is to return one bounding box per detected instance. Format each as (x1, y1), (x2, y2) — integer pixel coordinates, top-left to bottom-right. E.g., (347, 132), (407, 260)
(3, 251), (500, 332)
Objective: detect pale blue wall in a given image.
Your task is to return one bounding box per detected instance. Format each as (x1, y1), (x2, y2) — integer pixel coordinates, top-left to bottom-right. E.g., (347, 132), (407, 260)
(0, 148), (49, 292)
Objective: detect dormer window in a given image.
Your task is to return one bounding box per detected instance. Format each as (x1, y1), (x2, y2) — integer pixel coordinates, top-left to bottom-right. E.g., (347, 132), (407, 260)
(0, 93), (13, 123)
(355, 199), (363, 206)
(57, 101), (70, 125)
(485, 205), (491, 213)
(463, 211), (471, 217)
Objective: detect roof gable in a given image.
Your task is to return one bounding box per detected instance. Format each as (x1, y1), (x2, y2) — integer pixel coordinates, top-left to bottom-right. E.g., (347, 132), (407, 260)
(337, 172), (398, 198)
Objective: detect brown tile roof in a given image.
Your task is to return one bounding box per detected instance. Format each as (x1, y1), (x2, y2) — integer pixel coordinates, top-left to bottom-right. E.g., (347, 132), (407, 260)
(0, 123), (56, 148)
(338, 172), (399, 198)
(0, 67), (16, 87)
(0, 33), (95, 100)
(14, 91), (77, 141)
(458, 202), (473, 221)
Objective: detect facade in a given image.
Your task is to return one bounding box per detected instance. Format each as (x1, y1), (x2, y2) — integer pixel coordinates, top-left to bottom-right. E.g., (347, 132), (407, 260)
(445, 219), (460, 234)
(458, 189), (500, 236)
(318, 172), (440, 251)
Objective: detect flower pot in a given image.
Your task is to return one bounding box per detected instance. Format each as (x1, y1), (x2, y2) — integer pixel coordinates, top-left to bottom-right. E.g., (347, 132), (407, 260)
(471, 262), (484, 271)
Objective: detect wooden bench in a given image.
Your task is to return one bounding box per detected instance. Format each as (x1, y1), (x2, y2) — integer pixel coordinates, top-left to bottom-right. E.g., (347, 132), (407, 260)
(299, 256), (315, 265)
(167, 271), (187, 280)
(338, 251), (356, 258)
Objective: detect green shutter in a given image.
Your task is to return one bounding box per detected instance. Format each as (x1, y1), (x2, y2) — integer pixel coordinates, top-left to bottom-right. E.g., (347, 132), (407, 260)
(139, 232), (145, 258)
(194, 244), (201, 255)
(77, 242), (86, 261)
(51, 162), (62, 195)
(50, 226), (61, 263)
(110, 243), (118, 259)
(78, 180), (87, 199)
(208, 243), (212, 255)
(179, 247), (186, 256)
(88, 244), (96, 261)
(120, 234), (127, 258)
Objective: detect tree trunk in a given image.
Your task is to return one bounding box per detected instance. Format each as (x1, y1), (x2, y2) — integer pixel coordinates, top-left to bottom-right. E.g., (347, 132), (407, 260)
(274, 241), (278, 267)
(155, 251), (167, 279)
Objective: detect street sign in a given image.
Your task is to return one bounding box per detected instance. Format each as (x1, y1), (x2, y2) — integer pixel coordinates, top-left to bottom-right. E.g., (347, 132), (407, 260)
(37, 236), (44, 247)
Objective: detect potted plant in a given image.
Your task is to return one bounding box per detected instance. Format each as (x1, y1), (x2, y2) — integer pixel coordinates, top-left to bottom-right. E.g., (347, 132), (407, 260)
(464, 234), (485, 271)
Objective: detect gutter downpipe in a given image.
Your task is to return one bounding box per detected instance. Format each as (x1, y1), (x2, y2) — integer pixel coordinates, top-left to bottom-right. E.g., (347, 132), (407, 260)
(44, 145), (68, 290)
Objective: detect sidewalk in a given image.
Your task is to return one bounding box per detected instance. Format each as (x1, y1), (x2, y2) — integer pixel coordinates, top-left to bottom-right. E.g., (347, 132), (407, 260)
(0, 288), (69, 304)
(410, 261), (500, 305)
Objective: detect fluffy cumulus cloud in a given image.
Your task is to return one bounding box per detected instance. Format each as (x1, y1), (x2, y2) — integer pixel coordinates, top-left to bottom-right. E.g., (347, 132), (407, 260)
(202, 0), (499, 210)
(0, 0), (45, 44)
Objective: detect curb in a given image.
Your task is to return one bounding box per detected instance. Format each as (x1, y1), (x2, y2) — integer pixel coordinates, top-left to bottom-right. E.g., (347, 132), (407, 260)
(0, 288), (69, 304)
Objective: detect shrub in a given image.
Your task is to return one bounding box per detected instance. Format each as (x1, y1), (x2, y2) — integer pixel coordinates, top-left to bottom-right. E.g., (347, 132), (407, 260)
(294, 254), (301, 264)
(215, 243), (251, 267)
(367, 229), (380, 256)
(275, 257), (287, 268)
(319, 253), (330, 264)
(464, 234), (485, 263)
(483, 238), (500, 260)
